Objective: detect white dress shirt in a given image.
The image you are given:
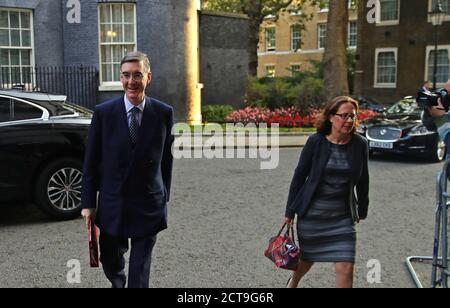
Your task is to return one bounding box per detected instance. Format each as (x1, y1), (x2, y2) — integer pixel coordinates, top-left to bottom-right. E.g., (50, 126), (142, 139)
(124, 95), (146, 127)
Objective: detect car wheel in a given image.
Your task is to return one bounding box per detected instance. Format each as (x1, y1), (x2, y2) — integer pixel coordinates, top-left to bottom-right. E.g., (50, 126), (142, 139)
(430, 140), (446, 163)
(35, 158), (83, 220)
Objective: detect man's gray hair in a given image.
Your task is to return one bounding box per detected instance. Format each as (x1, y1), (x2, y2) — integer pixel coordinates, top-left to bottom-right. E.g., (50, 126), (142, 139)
(120, 51), (151, 73)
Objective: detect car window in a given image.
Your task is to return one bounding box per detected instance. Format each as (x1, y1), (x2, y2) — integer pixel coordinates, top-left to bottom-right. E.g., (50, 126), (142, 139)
(12, 100), (43, 121)
(0, 97), (12, 123)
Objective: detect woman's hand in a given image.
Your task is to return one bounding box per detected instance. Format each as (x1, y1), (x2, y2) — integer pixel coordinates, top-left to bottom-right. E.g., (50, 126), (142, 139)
(285, 217), (294, 228)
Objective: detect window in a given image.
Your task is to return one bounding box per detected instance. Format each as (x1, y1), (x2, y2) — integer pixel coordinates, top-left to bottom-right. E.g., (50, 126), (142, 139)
(348, 22), (357, 48)
(12, 99), (42, 121)
(426, 46), (450, 87)
(318, 23), (357, 50)
(0, 97), (11, 122)
(318, 24), (327, 49)
(377, 0), (400, 25)
(99, 3), (136, 85)
(375, 48), (397, 87)
(0, 9), (33, 85)
(265, 28), (276, 52)
(266, 65), (276, 78)
(291, 25), (301, 51)
(291, 65), (301, 76)
(431, 0), (450, 15)
(429, 0), (450, 23)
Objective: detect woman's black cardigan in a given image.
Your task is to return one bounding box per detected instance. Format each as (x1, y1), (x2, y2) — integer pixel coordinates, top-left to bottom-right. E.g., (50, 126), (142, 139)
(285, 133), (370, 222)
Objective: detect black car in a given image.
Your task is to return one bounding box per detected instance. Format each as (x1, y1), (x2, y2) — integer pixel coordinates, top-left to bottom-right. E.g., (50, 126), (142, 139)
(352, 95), (386, 113)
(0, 90), (92, 220)
(357, 96), (446, 162)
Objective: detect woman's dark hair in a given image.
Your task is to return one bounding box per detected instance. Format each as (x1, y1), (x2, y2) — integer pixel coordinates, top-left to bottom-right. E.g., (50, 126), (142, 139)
(314, 96), (360, 136)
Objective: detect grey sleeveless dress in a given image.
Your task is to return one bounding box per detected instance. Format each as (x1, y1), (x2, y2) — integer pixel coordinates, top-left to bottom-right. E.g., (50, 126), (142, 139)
(297, 142), (356, 263)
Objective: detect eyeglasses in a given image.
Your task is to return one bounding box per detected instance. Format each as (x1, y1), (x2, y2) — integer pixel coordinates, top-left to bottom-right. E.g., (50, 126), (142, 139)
(334, 113), (357, 121)
(120, 72), (145, 82)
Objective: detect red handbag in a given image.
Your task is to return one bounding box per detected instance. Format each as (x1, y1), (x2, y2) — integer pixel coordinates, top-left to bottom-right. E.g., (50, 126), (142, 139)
(264, 223), (300, 271)
(88, 218), (100, 268)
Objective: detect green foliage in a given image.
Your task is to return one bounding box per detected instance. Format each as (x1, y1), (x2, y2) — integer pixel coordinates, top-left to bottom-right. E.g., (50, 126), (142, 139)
(202, 105), (235, 123)
(202, 0), (322, 17)
(291, 77), (326, 114)
(245, 76), (269, 108)
(201, 0), (242, 13)
(245, 75), (325, 114)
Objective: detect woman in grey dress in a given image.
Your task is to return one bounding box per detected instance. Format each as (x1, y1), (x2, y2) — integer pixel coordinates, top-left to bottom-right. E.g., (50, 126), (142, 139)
(284, 96), (370, 288)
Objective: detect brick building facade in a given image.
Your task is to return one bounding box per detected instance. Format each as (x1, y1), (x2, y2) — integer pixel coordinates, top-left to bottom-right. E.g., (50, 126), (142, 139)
(0, 0), (250, 121)
(258, 3), (358, 78)
(355, 0), (450, 104)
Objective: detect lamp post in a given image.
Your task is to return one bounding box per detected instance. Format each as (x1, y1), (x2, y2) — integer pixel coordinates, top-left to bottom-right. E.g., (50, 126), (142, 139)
(429, 1), (446, 91)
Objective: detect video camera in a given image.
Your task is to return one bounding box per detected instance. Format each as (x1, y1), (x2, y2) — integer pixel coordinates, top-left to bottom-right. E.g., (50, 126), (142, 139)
(417, 88), (450, 111)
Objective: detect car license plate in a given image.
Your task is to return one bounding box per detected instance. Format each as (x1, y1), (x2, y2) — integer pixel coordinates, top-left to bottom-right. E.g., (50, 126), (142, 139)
(370, 141), (394, 149)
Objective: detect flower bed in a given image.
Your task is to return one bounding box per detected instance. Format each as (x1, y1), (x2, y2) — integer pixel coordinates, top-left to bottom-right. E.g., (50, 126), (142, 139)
(225, 107), (379, 128)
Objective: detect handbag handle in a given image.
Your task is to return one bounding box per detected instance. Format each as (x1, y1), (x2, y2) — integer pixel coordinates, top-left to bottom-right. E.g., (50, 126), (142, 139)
(277, 222), (297, 244)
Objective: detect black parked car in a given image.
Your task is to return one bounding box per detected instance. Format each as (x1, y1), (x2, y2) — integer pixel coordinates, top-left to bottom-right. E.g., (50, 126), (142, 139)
(352, 95), (386, 113)
(357, 96), (446, 162)
(0, 90), (92, 220)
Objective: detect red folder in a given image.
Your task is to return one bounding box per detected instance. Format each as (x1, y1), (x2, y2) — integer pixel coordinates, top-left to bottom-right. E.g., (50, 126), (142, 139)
(88, 218), (100, 268)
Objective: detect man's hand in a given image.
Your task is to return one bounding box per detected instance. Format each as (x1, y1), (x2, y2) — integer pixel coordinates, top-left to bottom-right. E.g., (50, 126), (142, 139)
(81, 209), (96, 228)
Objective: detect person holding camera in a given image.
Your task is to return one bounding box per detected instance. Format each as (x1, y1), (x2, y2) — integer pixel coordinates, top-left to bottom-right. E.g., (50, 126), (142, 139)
(426, 79), (450, 160)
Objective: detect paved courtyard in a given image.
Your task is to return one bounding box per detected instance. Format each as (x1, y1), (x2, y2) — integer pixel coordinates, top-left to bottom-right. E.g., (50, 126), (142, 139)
(0, 149), (445, 288)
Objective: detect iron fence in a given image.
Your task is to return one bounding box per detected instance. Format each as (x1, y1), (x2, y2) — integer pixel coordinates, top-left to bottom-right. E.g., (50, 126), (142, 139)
(0, 66), (99, 110)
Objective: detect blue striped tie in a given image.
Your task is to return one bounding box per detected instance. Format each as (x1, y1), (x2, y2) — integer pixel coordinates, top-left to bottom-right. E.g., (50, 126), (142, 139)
(129, 107), (140, 145)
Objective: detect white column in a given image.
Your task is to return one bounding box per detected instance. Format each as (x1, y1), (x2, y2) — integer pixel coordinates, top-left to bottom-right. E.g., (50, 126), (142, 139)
(184, 0), (202, 125)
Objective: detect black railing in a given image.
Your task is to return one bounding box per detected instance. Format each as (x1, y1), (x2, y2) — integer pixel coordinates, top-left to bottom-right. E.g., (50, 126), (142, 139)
(0, 66), (99, 110)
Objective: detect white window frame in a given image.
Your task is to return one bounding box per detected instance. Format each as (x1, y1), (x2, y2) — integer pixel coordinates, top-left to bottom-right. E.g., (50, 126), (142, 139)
(376, 0), (401, 26)
(428, 0), (450, 23)
(265, 27), (276, 52)
(0, 8), (35, 88)
(291, 24), (302, 51)
(374, 48), (398, 88)
(317, 24), (327, 50)
(425, 45), (450, 88)
(348, 21), (358, 49)
(98, 3), (137, 91)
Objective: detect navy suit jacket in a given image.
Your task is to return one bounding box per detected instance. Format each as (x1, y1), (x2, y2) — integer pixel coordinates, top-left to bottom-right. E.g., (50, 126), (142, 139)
(81, 96), (174, 238)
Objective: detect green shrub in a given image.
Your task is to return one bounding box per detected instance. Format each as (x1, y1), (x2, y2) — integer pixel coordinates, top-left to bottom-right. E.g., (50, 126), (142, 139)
(293, 77), (326, 114)
(245, 76), (269, 108)
(202, 105), (235, 123)
(266, 78), (293, 110)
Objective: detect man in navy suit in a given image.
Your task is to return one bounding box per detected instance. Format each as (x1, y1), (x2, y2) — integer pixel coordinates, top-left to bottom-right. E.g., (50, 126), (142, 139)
(81, 51), (174, 288)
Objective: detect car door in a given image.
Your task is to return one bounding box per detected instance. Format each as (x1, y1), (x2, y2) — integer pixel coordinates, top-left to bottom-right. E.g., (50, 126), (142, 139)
(0, 96), (14, 202)
(0, 96), (46, 203)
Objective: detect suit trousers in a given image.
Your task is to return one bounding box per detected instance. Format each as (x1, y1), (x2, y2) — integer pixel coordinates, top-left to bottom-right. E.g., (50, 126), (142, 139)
(99, 232), (157, 288)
